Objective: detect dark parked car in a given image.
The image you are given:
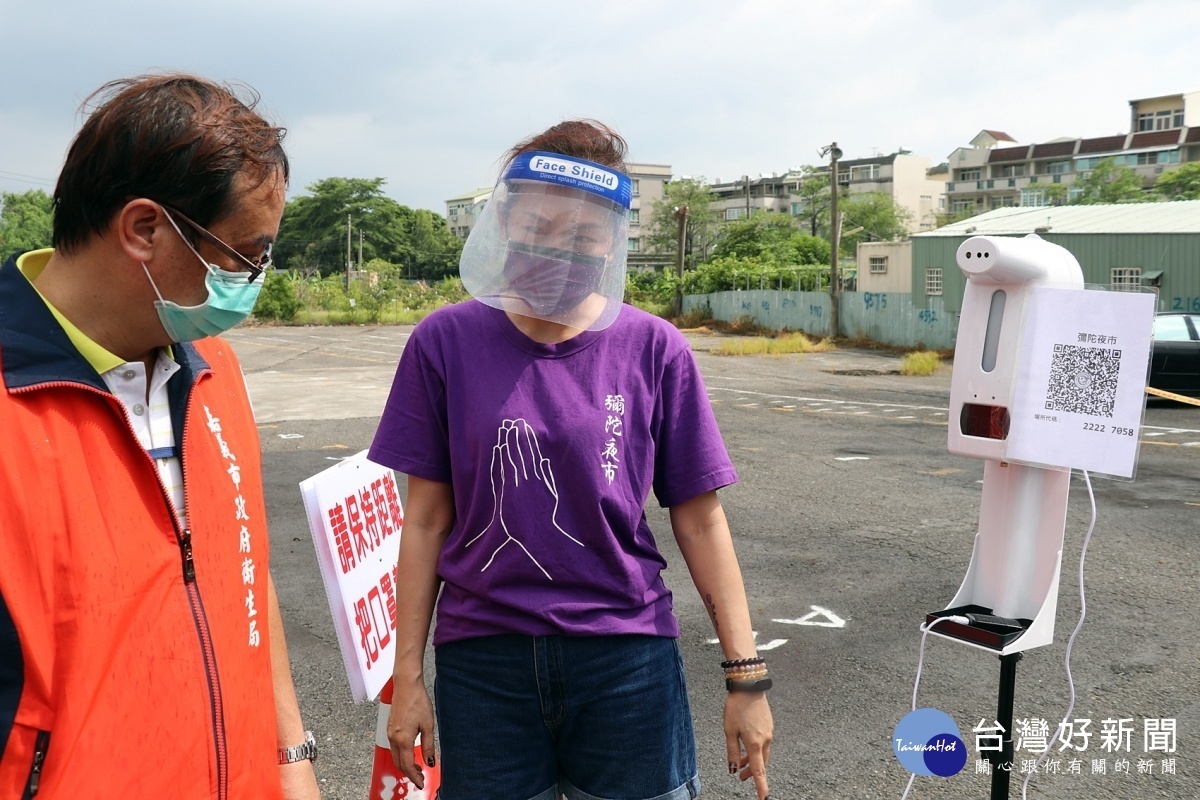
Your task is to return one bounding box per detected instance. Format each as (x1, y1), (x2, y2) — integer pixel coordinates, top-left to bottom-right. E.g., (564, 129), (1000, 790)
(1149, 313), (1200, 397)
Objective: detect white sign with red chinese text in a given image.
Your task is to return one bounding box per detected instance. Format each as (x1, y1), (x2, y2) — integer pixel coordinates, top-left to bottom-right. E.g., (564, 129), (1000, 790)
(300, 451), (404, 702)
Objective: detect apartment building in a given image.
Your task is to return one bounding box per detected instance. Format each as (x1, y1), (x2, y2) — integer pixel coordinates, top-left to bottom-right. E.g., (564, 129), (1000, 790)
(625, 162), (672, 262)
(445, 187), (493, 239)
(945, 91), (1200, 214)
(706, 150), (948, 233)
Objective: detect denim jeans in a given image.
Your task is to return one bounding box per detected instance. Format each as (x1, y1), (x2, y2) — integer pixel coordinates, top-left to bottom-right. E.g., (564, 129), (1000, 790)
(434, 634), (701, 800)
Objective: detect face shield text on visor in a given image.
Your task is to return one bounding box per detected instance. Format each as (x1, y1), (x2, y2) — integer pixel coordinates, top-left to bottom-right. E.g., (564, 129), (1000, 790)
(459, 151), (632, 331)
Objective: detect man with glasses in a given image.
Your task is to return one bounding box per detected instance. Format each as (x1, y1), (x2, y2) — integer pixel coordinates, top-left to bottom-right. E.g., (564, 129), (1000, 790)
(0, 74), (320, 799)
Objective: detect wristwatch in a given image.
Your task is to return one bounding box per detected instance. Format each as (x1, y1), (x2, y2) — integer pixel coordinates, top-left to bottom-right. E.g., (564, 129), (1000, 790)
(278, 731), (318, 765)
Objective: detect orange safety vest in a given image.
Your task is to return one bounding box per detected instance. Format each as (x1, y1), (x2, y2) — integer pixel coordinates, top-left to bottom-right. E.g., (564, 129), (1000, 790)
(0, 256), (282, 799)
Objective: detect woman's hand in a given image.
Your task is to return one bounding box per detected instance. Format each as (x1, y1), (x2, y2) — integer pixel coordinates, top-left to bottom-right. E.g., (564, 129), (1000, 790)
(387, 676), (437, 789)
(724, 690), (773, 799)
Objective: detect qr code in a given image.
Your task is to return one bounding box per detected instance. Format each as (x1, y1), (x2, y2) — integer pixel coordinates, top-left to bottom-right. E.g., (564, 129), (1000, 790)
(1045, 344), (1121, 417)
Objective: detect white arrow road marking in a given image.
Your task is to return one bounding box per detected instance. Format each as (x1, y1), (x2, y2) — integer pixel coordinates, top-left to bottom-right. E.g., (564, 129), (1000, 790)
(278, 433), (304, 439)
(773, 606), (846, 628)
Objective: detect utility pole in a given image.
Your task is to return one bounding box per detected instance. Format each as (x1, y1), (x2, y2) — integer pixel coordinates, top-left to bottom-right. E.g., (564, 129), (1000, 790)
(673, 205), (689, 318)
(820, 142), (843, 337)
(346, 214), (352, 288)
(358, 229), (364, 269)
(744, 175), (751, 220)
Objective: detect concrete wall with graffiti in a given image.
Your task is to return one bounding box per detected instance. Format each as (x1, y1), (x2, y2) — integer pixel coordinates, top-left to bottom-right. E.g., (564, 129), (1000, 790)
(682, 290), (958, 350)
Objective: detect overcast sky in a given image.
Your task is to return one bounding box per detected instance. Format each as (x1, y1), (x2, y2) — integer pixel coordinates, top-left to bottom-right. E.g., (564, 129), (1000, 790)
(2, 0), (1197, 214)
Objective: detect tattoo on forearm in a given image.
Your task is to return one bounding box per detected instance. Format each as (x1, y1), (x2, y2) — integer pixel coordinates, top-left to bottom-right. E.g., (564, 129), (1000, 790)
(705, 593), (718, 630)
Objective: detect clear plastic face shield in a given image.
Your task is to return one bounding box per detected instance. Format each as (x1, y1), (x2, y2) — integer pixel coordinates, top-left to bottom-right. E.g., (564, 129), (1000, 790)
(460, 151), (632, 331)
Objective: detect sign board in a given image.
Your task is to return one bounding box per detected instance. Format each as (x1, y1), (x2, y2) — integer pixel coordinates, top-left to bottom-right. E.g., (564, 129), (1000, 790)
(1006, 287), (1156, 478)
(300, 451), (404, 702)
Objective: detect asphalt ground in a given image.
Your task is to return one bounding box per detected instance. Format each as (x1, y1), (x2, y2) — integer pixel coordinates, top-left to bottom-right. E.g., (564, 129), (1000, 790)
(227, 323), (1200, 800)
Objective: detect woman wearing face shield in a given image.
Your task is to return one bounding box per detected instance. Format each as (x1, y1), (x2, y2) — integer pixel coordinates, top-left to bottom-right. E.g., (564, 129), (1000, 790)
(369, 121), (773, 800)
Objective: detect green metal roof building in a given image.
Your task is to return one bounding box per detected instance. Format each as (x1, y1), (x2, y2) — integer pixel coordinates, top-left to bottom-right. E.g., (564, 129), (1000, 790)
(911, 200), (1200, 315)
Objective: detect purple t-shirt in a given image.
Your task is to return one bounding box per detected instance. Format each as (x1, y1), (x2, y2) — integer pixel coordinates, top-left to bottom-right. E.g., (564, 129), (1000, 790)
(368, 300), (737, 645)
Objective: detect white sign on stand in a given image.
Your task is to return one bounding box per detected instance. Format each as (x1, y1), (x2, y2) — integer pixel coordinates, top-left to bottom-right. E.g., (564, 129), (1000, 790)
(1006, 287), (1156, 479)
(300, 450), (403, 702)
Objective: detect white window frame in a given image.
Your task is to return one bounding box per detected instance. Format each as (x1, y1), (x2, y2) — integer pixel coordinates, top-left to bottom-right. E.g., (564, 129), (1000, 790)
(869, 256), (888, 274)
(724, 207), (748, 221)
(631, 179), (640, 197)
(926, 267), (943, 296)
(851, 164), (881, 181)
(628, 208), (640, 224)
(627, 237), (640, 252)
(958, 168), (982, 181)
(1020, 188), (1048, 207)
(1111, 267), (1142, 291)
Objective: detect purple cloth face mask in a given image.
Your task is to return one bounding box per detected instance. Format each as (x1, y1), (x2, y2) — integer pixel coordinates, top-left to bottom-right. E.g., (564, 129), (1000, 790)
(503, 244), (606, 317)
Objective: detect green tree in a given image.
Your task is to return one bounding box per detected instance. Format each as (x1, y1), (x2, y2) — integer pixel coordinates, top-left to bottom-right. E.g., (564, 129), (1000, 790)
(274, 178), (461, 279)
(932, 207), (978, 229)
(0, 189), (54, 256)
(252, 272), (302, 321)
(1040, 183), (1070, 206)
(711, 212), (829, 265)
(793, 167), (831, 237)
(644, 179), (720, 269)
(1154, 162), (1200, 200)
(838, 192), (913, 255)
(1071, 158), (1151, 204)
(401, 208), (464, 280)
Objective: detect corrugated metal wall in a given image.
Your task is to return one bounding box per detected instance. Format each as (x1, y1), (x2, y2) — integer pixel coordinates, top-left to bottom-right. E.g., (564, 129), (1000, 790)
(684, 291), (833, 336)
(913, 233), (1200, 314)
(841, 293), (957, 349)
(682, 291), (958, 349)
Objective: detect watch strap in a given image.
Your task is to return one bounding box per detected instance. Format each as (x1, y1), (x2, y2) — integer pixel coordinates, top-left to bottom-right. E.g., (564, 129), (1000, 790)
(278, 731), (318, 765)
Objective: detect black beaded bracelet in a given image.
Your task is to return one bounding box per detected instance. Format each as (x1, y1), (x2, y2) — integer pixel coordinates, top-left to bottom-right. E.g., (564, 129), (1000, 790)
(720, 657), (765, 669)
(726, 676), (772, 693)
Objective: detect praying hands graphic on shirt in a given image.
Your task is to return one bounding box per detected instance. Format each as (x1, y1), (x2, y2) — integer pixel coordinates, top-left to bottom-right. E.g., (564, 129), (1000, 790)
(465, 418), (583, 579)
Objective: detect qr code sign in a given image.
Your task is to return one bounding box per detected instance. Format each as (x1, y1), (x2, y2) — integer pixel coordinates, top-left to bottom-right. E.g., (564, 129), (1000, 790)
(1045, 344), (1121, 417)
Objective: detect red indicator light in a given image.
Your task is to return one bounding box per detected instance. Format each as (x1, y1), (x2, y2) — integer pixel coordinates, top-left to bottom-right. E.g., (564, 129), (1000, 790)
(960, 404), (1010, 440)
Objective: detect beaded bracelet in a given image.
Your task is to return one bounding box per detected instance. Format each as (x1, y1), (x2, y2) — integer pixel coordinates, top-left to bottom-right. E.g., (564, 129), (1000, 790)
(725, 666), (769, 680)
(720, 657), (765, 669)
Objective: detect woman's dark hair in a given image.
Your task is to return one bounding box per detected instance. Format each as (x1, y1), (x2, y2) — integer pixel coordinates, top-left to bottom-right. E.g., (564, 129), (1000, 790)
(503, 119), (628, 175)
(52, 73), (289, 253)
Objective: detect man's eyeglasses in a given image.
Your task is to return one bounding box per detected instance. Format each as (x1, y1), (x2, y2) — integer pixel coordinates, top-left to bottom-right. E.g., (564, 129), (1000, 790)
(161, 205), (273, 283)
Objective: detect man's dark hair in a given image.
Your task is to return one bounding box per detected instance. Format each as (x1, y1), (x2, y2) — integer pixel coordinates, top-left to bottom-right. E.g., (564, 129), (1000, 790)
(52, 73), (289, 253)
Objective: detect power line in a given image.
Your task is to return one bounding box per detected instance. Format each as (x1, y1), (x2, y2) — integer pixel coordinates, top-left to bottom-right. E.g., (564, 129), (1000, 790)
(0, 169), (56, 187)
